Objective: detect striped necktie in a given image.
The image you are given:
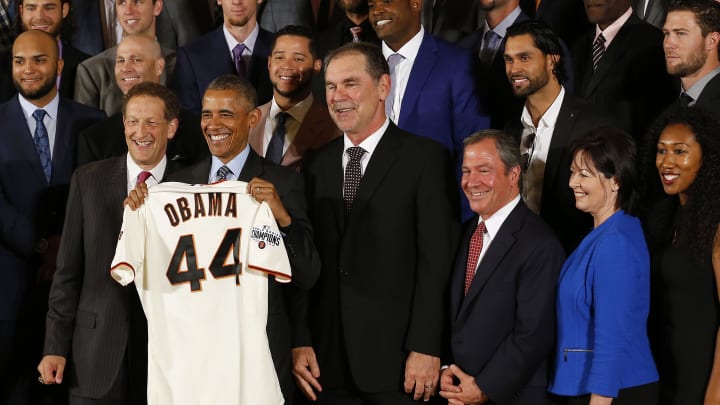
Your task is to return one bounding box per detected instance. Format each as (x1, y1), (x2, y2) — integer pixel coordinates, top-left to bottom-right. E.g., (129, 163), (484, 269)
(592, 33), (606, 71)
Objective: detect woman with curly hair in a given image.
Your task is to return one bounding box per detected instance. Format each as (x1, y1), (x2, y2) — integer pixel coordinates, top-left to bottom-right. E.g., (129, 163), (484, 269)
(642, 107), (720, 405)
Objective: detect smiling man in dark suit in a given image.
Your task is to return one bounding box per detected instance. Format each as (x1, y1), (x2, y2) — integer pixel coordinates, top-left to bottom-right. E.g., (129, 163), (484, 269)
(249, 25), (340, 171)
(292, 41), (460, 404)
(440, 129), (564, 405)
(171, 0), (274, 113)
(38, 82), (180, 405)
(0, 29), (104, 404)
(504, 21), (613, 253)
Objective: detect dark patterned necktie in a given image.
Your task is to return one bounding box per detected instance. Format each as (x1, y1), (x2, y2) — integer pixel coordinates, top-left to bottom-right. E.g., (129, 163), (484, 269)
(32, 109), (51, 182)
(592, 33), (606, 71)
(232, 43), (247, 77)
(266, 112), (288, 164)
(679, 92), (694, 107)
(464, 222), (486, 295)
(215, 165), (232, 182)
(343, 146), (366, 217)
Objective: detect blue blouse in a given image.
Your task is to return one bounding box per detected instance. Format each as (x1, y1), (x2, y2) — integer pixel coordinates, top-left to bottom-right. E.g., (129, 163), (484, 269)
(548, 210), (658, 397)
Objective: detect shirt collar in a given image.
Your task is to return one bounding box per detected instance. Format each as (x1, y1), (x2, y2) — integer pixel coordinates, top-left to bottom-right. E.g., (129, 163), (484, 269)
(483, 6), (522, 39)
(382, 26), (424, 63)
(683, 66), (720, 97)
(126, 153), (167, 187)
(223, 23), (259, 54)
(269, 93), (314, 123)
(594, 7), (632, 46)
(478, 194), (521, 239)
(210, 145), (251, 182)
(343, 118), (389, 156)
(18, 92), (60, 121)
(521, 86), (565, 131)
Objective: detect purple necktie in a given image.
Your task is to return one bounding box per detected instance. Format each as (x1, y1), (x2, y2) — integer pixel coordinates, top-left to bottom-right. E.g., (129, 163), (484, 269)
(233, 43), (247, 77)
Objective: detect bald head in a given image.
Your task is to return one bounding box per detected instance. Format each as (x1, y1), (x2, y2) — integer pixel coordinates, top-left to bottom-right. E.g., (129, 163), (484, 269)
(12, 30), (63, 106)
(115, 34), (165, 95)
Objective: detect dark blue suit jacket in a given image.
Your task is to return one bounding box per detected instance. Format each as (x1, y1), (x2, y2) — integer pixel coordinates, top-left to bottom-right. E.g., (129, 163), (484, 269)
(397, 31), (489, 165)
(449, 201), (564, 404)
(0, 96), (104, 321)
(171, 26), (274, 113)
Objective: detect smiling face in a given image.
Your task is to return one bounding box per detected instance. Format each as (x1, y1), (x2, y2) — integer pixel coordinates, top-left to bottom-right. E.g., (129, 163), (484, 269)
(114, 36), (164, 95)
(656, 123), (702, 205)
(368, 0), (421, 50)
(116, 0), (162, 36)
(583, 0), (630, 30)
(325, 52), (389, 143)
(12, 30), (62, 106)
(504, 33), (554, 98)
(19, 0), (69, 36)
(201, 89), (260, 164)
(124, 94), (177, 170)
(569, 150), (619, 225)
(268, 35), (320, 102)
(461, 138), (520, 220)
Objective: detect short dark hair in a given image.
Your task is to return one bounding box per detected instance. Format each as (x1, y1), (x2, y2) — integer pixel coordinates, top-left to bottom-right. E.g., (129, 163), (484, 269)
(122, 82), (180, 122)
(272, 25), (318, 59)
(463, 129), (521, 174)
(506, 20), (567, 83)
(205, 74), (258, 109)
(667, 0), (720, 37)
(570, 127), (639, 214)
(324, 42), (389, 83)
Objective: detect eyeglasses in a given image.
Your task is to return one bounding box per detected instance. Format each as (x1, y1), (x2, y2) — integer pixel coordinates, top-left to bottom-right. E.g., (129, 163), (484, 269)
(520, 132), (536, 172)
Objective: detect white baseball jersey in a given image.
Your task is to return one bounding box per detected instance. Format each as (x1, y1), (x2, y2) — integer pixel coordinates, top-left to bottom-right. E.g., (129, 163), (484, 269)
(110, 181), (290, 405)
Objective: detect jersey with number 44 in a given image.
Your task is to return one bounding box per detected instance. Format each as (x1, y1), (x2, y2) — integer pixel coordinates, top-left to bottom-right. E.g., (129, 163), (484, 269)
(110, 181), (291, 405)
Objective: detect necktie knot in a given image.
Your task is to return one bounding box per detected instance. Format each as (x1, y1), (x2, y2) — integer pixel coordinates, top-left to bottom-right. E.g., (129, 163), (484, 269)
(387, 53), (404, 70)
(32, 109), (46, 122)
(215, 165), (232, 181)
(346, 146), (366, 162)
(136, 170), (152, 186)
(679, 92), (694, 107)
(350, 26), (362, 42)
(233, 43), (247, 76)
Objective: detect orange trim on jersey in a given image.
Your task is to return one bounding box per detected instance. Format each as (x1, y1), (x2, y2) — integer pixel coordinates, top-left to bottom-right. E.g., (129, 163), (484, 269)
(248, 264), (292, 283)
(109, 262), (136, 285)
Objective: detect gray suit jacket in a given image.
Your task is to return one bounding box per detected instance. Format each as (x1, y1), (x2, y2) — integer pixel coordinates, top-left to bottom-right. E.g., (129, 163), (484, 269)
(258, 0), (313, 32)
(248, 98), (340, 171)
(73, 46), (177, 116)
(156, 0), (214, 49)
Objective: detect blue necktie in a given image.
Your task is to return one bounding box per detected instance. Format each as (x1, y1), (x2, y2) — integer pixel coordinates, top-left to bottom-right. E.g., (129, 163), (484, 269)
(215, 165), (232, 182)
(32, 109), (51, 182)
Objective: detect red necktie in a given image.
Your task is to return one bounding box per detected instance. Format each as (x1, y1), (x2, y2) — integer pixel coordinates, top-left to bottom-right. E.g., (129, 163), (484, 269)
(464, 222), (486, 295)
(136, 171), (151, 186)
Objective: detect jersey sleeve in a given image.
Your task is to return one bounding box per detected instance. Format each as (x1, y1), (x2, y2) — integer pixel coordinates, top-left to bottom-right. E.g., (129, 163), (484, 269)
(110, 204), (147, 286)
(247, 201), (292, 283)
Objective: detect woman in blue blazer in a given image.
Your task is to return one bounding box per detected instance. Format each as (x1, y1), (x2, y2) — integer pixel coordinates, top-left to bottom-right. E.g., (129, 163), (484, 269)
(548, 128), (658, 404)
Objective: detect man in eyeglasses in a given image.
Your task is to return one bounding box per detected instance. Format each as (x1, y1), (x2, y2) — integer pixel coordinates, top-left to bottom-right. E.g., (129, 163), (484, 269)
(503, 20), (612, 253)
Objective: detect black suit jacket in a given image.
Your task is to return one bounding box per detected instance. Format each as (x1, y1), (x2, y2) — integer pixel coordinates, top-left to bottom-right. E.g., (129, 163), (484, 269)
(507, 94), (614, 253)
(665, 73), (720, 118)
(299, 124), (461, 392)
(449, 201), (564, 405)
(171, 27), (274, 113)
(572, 14), (676, 140)
(44, 156), (179, 401)
(0, 43), (90, 103)
(0, 96), (104, 321)
(76, 111), (209, 168)
(520, 0), (591, 48)
(167, 150), (320, 403)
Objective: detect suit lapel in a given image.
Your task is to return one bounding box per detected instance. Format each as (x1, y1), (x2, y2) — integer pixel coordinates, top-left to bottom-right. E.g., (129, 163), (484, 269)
(249, 103), (270, 156)
(346, 125), (400, 226)
(398, 32), (436, 127)
(583, 16), (638, 95)
(543, 95), (577, 202)
(450, 220), (476, 322)
(238, 149), (265, 182)
(8, 98), (48, 184)
(457, 203), (524, 319)
(282, 102), (325, 167)
(52, 99), (74, 185)
(108, 156), (129, 214)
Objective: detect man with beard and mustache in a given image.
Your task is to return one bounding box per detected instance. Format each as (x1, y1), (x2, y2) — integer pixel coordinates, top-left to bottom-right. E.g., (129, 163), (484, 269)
(172, 0), (274, 113)
(0, 29), (104, 405)
(663, 0), (720, 115)
(0, 0), (90, 102)
(249, 25), (340, 171)
(504, 21), (613, 253)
